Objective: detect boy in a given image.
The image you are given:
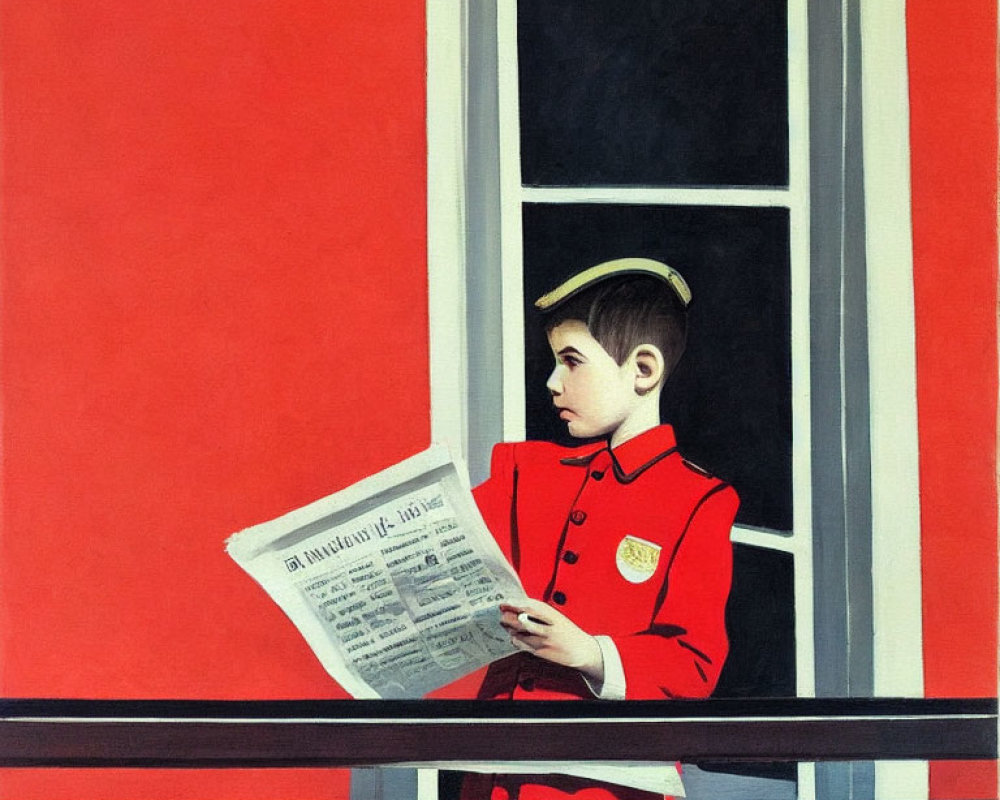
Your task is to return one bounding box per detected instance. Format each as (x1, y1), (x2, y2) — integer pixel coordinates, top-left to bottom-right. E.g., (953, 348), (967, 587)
(464, 258), (739, 800)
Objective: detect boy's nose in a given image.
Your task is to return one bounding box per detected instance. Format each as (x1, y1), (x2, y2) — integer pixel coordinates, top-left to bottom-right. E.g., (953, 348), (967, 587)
(546, 367), (563, 395)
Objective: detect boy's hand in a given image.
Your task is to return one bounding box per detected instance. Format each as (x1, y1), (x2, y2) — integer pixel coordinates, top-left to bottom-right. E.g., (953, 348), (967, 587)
(500, 599), (604, 683)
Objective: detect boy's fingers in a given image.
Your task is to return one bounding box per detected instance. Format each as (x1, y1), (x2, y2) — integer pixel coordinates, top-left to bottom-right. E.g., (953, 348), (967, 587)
(510, 632), (546, 651)
(516, 612), (552, 633)
(501, 598), (563, 622)
(500, 611), (524, 631)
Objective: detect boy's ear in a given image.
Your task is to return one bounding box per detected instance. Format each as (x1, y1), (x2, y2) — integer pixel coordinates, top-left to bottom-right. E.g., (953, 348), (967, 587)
(629, 344), (665, 395)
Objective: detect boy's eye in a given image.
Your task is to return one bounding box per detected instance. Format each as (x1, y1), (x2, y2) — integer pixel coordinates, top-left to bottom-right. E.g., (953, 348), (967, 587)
(561, 355), (581, 367)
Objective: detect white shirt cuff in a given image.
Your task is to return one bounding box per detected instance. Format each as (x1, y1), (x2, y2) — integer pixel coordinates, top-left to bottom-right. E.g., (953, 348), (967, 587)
(583, 635), (627, 699)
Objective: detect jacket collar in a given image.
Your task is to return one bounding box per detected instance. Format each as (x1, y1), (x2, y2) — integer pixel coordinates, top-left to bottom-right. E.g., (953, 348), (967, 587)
(560, 424), (678, 482)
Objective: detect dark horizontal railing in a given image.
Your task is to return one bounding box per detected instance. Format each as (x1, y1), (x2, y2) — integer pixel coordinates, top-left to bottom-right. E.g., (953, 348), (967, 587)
(0, 698), (994, 768)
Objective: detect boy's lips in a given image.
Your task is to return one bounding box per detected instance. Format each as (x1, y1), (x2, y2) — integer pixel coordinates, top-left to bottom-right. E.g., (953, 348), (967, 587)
(556, 407), (574, 420)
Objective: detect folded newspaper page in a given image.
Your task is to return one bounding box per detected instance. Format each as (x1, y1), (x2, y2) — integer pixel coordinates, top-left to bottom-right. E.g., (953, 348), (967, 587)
(226, 445), (525, 698)
(227, 444), (685, 795)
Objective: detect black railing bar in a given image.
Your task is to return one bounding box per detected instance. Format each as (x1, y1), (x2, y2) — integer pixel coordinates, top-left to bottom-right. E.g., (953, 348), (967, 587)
(1, 716), (995, 763)
(0, 697), (995, 720)
(4, 712), (995, 724)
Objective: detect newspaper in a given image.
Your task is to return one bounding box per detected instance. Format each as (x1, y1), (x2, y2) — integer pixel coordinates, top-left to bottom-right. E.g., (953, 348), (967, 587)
(226, 445), (525, 699)
(227, 445), (685, 795)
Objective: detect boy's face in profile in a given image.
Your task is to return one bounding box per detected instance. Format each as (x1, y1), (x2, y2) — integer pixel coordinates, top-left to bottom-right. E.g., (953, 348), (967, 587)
(545, 319), (637, 440)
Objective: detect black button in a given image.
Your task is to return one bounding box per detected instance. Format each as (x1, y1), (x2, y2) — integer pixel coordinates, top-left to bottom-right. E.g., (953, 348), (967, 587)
(518, 675), (535, 692)
(552, 591), (567, 605)
(562, 550), (579, 564)
(591, 470), (604, 481)
(569, 510), (587, 525)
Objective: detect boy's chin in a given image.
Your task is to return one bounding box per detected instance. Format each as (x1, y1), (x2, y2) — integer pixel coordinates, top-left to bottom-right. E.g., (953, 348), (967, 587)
(566, 421), (608, 440)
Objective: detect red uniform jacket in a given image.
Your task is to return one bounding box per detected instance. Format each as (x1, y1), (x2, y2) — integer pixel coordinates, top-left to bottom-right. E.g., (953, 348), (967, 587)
(462, 425), (738, 800)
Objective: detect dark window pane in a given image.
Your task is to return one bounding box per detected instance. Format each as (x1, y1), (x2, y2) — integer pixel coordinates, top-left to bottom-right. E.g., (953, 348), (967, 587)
(701, 543), (797, 782)
(517, 0), (788, 187)
(717, 544), (796, 699)
(522, 203), (791, 531)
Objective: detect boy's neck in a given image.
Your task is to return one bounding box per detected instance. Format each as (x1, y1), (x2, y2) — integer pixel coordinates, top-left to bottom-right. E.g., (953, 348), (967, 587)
(609, 401), (662, 449)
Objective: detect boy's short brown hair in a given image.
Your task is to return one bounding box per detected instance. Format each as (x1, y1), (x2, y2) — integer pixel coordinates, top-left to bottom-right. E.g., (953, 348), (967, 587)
(543, 274), (688, 378)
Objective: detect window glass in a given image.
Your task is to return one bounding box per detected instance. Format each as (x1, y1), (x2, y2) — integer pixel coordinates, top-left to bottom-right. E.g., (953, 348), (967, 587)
(517, 0), (789, 187)
(718, 544), (796, 699)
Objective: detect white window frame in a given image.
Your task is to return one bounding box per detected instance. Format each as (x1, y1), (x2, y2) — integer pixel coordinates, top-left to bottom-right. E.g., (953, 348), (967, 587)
(424, 0), (926, 797)
(860, 1), (925, 796)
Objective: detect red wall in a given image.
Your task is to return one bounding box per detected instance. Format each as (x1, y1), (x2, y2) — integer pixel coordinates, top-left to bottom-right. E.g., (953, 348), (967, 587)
(1, 1), (997, 798)
(0, 1), (427, 797)
(909, 0), (998, 797)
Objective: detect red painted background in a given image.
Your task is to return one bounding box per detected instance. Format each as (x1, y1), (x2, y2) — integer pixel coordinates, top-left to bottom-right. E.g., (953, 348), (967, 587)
(909, 0), (998, 797)
(0, 1), (427, 797)
(0, 1), (996, 798)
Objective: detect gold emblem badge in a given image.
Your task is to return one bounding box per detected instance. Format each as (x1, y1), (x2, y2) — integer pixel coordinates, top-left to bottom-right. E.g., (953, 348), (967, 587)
(615, 535), (661, 584)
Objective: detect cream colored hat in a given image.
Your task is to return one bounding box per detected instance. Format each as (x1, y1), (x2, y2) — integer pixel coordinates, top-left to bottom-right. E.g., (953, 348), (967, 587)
(534, 257), (692, 310)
